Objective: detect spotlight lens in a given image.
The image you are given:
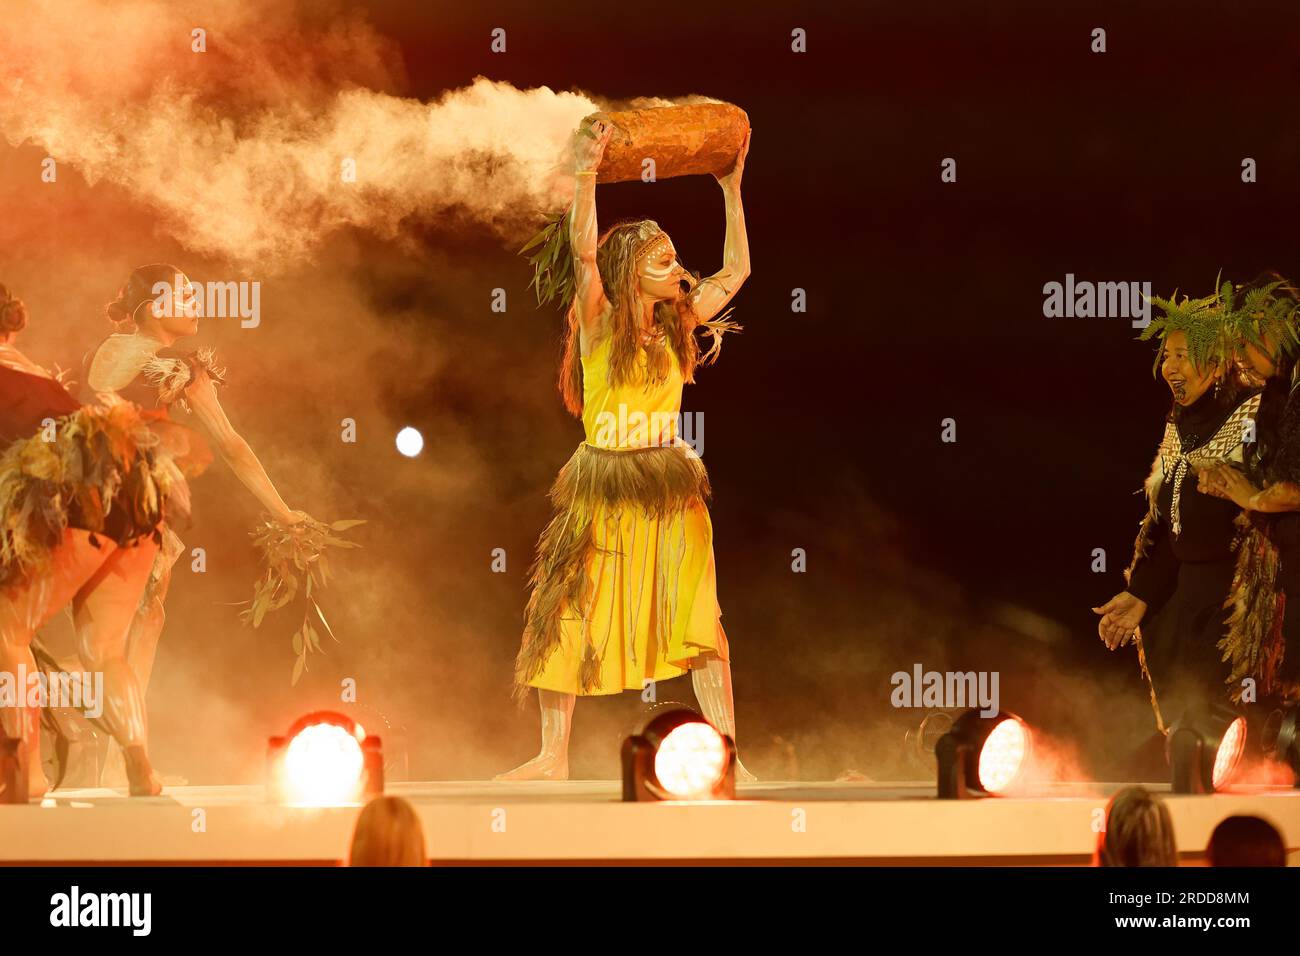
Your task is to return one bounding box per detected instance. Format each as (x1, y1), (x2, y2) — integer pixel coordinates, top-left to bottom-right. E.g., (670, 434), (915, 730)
(283, 722), (365, 805)
(1212, 716), (1247, 790)
(654, 721), (728, 798)
(396, 426), (424, 457)
(978, 717), (1029, 794)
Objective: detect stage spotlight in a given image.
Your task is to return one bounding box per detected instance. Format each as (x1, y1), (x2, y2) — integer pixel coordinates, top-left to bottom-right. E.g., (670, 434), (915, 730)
(936, 710), (1032, 799)
(267, 711), (383, 806)
(395, 426), (424, 458)
(622, 706), (735, 801)
(1168, 703), (1247, 794)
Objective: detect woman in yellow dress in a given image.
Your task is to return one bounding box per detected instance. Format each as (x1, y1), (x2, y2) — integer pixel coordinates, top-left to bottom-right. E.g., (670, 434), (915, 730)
(498, 117), (754, 781)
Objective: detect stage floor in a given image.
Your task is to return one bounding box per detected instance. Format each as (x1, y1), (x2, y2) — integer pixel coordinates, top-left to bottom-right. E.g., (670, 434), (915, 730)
(3, 780), (1298, 865)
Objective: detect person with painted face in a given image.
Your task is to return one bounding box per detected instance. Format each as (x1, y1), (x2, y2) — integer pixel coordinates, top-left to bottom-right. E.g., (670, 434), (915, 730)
(1094, 294), (1261, 734)
(498, 116), (753, 781)
(37, 265), (314, 787)
(79, 266), (305, 694)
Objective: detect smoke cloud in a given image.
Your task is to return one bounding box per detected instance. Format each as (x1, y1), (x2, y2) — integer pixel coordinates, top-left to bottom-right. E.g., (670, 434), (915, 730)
(0, 0), (718, 269)
(0, 0), (1177, 789)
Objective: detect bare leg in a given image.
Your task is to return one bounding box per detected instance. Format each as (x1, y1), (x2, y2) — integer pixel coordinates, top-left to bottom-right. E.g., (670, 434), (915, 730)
(0, 531), (116, 798)
(125, 563), (169, 692)
(73, 539), (161, 796)
(0, 639), (44, 798)
(691, 652), (757, 783)
(494, 689), (574, 781)
(78, 544), (171, 788)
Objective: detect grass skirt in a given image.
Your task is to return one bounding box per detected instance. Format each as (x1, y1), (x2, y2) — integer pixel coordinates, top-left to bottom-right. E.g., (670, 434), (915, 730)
(512, 441), (727, 702)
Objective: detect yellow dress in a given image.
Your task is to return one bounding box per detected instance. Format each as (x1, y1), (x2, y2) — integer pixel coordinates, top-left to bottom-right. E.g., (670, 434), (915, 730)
(515, 332), (728, 697)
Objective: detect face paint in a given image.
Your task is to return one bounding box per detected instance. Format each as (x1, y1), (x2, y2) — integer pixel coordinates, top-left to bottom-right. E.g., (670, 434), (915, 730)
(637, 234), (683, 287)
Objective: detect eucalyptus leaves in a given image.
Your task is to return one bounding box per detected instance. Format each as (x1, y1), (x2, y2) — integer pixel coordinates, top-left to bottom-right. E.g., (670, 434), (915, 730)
(519, 206), (575, 312)
(240, 513), (365, 684)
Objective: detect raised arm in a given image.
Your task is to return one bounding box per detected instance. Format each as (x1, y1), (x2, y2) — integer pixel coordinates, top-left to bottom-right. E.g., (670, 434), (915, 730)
(572, 118), (615, 349)
(183, 371), (297, 523)
(688, 128), (752, 325)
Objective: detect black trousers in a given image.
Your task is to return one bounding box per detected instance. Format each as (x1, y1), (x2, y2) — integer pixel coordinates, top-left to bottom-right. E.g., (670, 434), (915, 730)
(1140, 558), (1235, 729)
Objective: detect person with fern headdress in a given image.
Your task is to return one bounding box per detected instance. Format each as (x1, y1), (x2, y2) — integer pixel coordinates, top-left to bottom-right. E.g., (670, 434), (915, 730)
(1194, 274), (1300, 703)
(497, 114), (753, 781)
(1094, 278), (1262, 734)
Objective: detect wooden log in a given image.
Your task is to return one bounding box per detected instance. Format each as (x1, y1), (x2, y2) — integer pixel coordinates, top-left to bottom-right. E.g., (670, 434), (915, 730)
(579, 102), (749, 183)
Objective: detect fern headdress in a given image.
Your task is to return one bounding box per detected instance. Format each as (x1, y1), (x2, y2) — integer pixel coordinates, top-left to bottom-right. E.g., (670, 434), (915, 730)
(1218, 277), (1300, 363)
(1139, 274), (1300, 375)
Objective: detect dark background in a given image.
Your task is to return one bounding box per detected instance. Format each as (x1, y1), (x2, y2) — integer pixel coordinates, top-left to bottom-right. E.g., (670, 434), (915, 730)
(379, 0), (1299, 779)
(9, 0), (1300, 783)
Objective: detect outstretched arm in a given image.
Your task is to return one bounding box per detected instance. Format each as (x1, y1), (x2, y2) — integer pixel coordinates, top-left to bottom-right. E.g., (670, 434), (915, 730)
(688, 129), (752, 325)
(572, 118), (614, 345)
(183, 371), (297, 523)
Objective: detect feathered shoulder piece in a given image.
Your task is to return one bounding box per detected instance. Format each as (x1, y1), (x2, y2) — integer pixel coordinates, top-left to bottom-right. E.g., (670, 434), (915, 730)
(695, 308), (742, 367)
(142, 347), (226, 408)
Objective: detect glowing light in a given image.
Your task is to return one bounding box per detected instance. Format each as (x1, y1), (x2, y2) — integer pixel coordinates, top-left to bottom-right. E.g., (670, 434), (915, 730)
(283, 722), (365, 806)
(653, 721), (728, 798)
(978, 717), (1029, 794)
(1212, 717), (1247, 790)
(396, 427), (424, 458)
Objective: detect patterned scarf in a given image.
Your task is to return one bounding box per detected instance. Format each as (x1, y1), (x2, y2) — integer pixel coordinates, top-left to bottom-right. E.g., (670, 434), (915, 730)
(1149, 392), (1261, 536)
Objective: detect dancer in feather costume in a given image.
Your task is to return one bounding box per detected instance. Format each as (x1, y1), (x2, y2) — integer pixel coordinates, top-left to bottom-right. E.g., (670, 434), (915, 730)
(0, 284), (168, 797)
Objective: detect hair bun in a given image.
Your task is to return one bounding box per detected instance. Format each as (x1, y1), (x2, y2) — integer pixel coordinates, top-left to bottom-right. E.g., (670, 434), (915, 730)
(106, 263), (186, 327)
(0, 285), (28, 334)
(106, 293), (133, 324)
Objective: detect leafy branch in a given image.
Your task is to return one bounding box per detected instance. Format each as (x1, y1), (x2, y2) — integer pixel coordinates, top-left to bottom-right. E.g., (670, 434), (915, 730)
(519, 206), (575, 311)
(240, 514), (365, 684)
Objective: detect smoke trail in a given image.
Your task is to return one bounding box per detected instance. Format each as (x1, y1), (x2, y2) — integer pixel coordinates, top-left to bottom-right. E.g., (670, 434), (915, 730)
(0, 0), (715, 270)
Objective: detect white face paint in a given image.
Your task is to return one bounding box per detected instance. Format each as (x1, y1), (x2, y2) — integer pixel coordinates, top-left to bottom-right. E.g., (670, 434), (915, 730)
(638, 237), (683, 286)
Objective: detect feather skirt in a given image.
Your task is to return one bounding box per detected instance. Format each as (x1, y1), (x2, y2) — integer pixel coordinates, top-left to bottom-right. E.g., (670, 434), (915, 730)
(512, 442), (727, 702)
(1220, 513), (1288, 699)
(0, 401), (169, 590)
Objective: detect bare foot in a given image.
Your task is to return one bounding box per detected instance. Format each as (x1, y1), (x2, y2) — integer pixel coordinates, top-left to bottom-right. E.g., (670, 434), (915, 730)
(493, 754), (569, 782)
(100, 743), (128, 789)
(124, 745), (163, 797)
(27, 769), (51, 801)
